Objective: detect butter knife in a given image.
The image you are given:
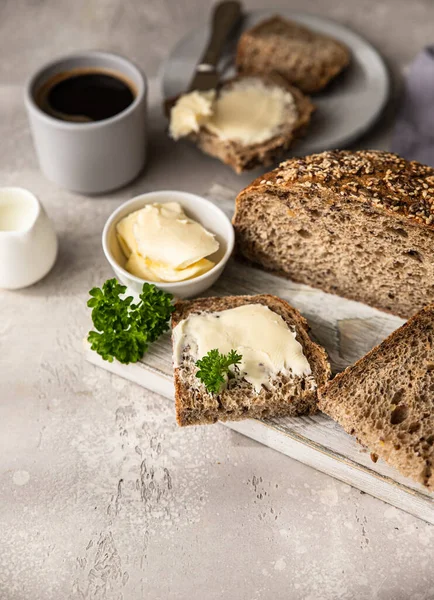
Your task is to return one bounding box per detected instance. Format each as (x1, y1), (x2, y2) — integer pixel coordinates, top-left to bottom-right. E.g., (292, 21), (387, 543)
(164, 0), (242, 115)
(188, 0), (242, 92)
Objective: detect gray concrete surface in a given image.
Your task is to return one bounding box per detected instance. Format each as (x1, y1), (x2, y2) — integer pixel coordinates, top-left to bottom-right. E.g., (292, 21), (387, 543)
(1, 1), (434, 599)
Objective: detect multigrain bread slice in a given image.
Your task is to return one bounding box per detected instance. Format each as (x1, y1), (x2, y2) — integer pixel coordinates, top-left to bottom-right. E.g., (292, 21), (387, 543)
(233, 150), (434, 319)
(172, 295), (330, 426)
(236, 16), (350, 94)
(318, 304), (434, 490)
(190, 74), (314, 173)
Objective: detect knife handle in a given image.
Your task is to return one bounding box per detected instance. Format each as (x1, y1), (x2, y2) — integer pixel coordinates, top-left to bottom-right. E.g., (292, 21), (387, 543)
(199, 1), (242, 69)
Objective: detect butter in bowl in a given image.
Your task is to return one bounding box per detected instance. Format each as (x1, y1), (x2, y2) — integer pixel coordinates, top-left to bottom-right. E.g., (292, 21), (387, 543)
(102, 191), (234, 298)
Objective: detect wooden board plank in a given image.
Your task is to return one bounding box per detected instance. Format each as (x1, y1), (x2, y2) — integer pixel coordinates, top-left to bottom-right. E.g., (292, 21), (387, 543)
(85, 183), (434, 524)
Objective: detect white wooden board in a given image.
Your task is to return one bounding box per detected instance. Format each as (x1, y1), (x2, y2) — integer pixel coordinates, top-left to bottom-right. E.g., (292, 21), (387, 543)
(85, 184), (434, 524)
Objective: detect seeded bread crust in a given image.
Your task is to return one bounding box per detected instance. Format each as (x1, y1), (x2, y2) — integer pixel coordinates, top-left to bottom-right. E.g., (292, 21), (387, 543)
(172, 294), (330, 426)
(189, 74), (314, 174)
(236, 16), (350, 94)
(270, 150), (434, 227)
(318, 304), (434, 490)
(232, 150), (434, 318)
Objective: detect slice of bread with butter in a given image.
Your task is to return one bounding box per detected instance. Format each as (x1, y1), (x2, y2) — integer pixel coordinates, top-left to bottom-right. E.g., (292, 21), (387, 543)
(169, 74), (314, 173)
(171, 294), (330, 426)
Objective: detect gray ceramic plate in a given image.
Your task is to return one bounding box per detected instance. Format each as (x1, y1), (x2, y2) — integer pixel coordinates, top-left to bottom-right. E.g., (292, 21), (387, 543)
(160, 10), (390, 155)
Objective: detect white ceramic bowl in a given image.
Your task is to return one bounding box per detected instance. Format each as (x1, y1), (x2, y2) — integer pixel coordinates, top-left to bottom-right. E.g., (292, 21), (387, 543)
(102, 190), (235, 298)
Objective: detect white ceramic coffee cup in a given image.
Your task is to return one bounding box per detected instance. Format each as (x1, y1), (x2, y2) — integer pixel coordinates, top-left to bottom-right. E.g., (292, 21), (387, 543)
(25, 51), (147, 194)
(0, 187), (58, 289)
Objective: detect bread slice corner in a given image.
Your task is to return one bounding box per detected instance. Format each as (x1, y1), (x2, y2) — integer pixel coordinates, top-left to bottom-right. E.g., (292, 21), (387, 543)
(318, 303), (434, 490)
(172, 294), (330, 426)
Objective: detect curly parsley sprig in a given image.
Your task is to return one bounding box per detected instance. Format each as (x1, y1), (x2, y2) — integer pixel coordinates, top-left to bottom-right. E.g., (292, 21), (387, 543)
(195, 349), (242, 394)
(87, 278), (174, 364)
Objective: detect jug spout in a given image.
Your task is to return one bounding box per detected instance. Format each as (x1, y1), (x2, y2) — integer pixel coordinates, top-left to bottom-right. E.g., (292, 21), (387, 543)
(0, 187), (40, 238)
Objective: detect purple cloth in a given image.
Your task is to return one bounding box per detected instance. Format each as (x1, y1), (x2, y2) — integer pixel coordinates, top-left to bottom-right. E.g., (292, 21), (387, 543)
(391, 47), (434, 166)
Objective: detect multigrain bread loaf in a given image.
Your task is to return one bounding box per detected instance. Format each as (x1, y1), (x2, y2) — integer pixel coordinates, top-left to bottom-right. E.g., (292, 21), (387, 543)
(233, 150), (434, 319)
(190, 74), (314, 173)
(318, 304), (434, 489)
(236, 16), (350, 94)
(172, 294), (330, 426)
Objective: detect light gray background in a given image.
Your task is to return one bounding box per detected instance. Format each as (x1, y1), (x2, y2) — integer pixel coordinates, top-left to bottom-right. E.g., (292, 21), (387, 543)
(1, 1), (434, 599)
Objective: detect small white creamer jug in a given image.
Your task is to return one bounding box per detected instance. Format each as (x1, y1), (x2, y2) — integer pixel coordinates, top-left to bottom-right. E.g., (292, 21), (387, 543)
(0, 187), (58, 289)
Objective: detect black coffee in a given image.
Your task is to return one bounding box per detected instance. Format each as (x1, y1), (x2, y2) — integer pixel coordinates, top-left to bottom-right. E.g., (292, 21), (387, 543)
(36, 68), (136, 122)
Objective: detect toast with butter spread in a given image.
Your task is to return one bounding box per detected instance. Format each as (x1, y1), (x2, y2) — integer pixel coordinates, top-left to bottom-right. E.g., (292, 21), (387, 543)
(171, 294), (330, 426)
(170, 74), (314, 174)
